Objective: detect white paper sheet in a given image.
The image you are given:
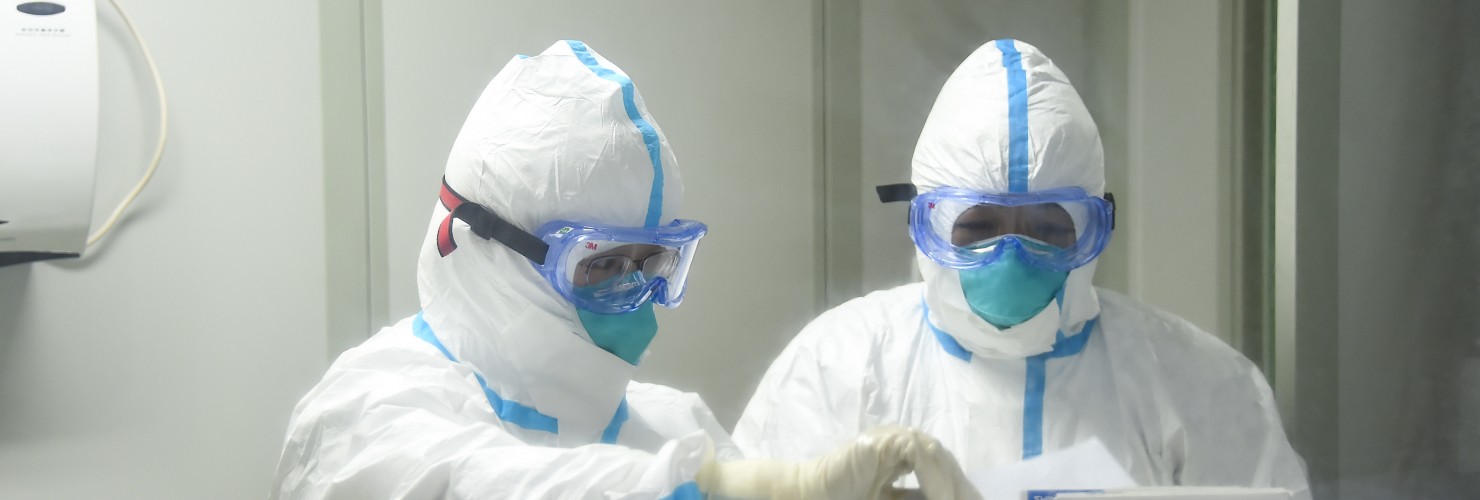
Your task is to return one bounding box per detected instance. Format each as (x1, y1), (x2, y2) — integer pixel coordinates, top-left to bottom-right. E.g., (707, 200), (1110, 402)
(972, 438), (1139, 500)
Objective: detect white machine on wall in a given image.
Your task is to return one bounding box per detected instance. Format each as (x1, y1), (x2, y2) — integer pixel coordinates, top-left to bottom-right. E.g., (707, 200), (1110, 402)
(0, 1), (98, 267)
(0, 0), (165, 268)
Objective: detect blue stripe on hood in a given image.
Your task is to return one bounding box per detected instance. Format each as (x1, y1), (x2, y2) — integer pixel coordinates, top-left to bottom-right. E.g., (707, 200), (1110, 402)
(566, 40), (666, 228)
(996, 39), (1031, 193)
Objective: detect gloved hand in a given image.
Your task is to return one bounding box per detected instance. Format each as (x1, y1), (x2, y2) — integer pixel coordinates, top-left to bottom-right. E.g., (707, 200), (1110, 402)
(905, 430), (981, 500)
(696, 426), (980, 500)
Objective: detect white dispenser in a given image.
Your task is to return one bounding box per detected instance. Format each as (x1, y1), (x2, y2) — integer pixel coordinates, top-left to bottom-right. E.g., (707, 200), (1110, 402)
(0, 1), (98, 267)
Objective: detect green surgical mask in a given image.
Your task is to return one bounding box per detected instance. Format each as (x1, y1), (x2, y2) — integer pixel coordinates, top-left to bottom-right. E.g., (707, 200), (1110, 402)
(959, 242), (1068, 329)
(575, 278), (659, 365)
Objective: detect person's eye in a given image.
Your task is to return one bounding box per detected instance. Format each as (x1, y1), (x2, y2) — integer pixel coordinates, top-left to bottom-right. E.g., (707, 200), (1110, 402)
(1030, 222), (1067, 234)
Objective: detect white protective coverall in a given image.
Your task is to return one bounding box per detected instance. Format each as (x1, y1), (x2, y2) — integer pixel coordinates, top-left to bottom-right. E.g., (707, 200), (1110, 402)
(733, 39), (1311, 497)
(272, 40), (735, 499)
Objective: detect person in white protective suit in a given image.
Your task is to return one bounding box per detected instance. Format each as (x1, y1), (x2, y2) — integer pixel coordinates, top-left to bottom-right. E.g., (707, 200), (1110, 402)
(733, 39), (1312, 497)
(272, 40), (979, 500)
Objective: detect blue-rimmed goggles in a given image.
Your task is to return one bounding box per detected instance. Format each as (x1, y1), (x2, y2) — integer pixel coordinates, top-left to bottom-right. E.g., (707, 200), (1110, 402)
(440, 179), (707, 314)
(877, 184), (1116, 272)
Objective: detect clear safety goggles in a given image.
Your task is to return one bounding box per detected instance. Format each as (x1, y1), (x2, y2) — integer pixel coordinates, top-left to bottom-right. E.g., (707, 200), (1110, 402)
(441, 179), (707, 314)
(877, 184), (1116, 272)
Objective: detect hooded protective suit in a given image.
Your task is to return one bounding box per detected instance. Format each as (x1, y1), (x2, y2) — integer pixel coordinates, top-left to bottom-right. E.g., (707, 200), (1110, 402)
(733, 40), (1311, 497)
(271, 40), (735, 499)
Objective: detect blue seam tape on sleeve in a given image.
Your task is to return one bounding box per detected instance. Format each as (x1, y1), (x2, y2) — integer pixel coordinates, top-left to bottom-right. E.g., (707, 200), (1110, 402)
(600, 398), (629, 444)
(922, 298), (973, 361)
(413, 313), (560, 434)
(661, 481), (705, 500)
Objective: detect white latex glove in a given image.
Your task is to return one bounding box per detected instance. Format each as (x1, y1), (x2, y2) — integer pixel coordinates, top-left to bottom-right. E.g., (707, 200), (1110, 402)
(697, 426), (980, 500)
(907, 431), (982, 500)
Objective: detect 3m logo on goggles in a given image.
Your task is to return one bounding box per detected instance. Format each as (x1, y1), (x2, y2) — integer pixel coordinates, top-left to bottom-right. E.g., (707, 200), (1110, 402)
(435, 178), (550, 264)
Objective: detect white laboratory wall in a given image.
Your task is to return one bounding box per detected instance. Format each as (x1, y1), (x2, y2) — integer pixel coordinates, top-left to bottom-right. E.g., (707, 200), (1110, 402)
(857, 0), (1236, 338)
(1120, 0), (1235, 342)
(378, 1), (820, 427)
(0, 0), (329, 498)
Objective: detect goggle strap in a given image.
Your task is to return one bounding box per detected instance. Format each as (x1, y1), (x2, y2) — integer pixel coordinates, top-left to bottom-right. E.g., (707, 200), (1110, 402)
(876, 183), (918, 203)
(450, 202), (551, 266)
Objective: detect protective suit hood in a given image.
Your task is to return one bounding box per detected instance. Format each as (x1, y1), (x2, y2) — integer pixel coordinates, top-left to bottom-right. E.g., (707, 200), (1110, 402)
(416, 40), (684, 445)
(911, 39), (1104, 359)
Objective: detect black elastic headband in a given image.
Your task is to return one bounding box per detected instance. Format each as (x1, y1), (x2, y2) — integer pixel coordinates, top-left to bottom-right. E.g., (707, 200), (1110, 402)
(450, 200), (552, 265)
(876, 183), (918, 203)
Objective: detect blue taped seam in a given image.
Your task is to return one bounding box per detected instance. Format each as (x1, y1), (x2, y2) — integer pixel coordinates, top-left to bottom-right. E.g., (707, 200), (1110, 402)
(1021, 318), (1098, 459)
(1022, 354), (1048, 459)
(661, 481), (705, 500)
(928, 321), (973, 362)
(600, 398), (629, 444)
(565, 40), (665, 228)
(922, 299), (973, 362)
(1048, 318), (1096, 359)
(996, 39), (1031, 193)
(918, 293), (1100, 460)
(413, 313), (560, 434)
